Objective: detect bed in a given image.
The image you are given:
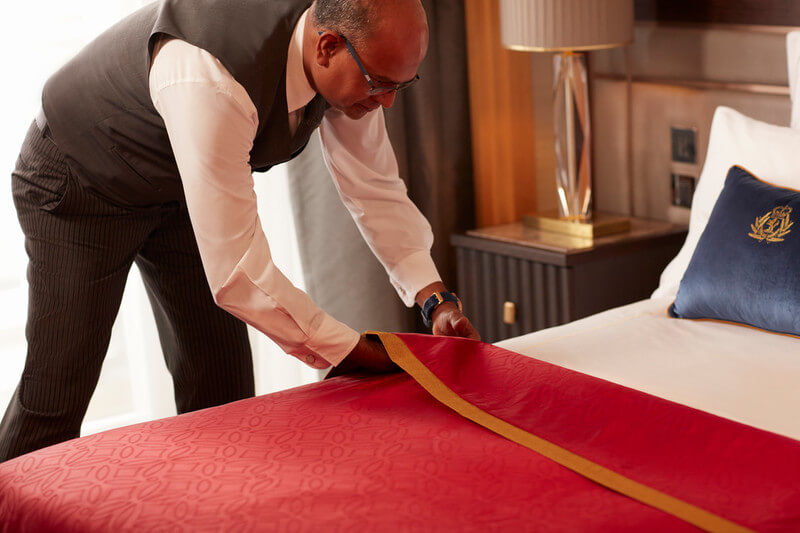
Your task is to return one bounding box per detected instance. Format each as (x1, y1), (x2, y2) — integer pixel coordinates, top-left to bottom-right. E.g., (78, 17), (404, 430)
(2, 170), (800, 531)
(0, 326), (798, 532)
(3, 18), (800, 533)
(2, 191), (800, 531)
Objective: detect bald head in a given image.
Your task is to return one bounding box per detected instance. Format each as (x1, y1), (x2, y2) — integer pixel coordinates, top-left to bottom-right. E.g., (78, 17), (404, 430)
(311, 0), (427, 48)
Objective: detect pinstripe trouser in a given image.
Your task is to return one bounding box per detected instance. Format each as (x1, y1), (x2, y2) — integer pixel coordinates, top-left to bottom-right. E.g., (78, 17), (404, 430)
(0, 119), (255, 462)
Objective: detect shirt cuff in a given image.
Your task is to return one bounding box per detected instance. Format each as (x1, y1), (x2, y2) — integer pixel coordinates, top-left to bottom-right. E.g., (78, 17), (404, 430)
(301, 314), (361, 368)
(388, 250), (442, 307)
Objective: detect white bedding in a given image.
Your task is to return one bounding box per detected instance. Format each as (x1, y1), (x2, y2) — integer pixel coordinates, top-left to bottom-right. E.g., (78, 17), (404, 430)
(497, 297), (800, 441)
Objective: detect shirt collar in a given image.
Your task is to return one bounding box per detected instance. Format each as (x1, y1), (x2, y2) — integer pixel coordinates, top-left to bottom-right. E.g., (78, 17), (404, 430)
(286, 9), (317, 114)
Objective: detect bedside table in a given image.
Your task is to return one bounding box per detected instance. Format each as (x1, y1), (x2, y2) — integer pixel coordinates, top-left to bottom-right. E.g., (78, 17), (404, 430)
(450, 218), (687, 343)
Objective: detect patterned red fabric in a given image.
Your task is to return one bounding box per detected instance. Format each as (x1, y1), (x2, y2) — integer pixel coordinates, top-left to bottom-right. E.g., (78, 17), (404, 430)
(1, 334), (798, 532)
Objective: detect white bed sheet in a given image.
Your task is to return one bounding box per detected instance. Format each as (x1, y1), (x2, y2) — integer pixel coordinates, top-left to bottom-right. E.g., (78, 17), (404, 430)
(496, 297), (800, 441)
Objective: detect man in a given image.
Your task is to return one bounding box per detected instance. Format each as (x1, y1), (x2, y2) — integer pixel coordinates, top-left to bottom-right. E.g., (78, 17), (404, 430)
(0, 0), (479, 462)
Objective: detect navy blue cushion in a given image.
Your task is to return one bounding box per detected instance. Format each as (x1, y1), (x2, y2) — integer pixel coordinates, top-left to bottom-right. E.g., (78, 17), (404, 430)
(669, 165), (800, 336)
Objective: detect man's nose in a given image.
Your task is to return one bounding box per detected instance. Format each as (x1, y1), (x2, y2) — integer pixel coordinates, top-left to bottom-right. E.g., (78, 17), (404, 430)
(372, 90), (397, 108)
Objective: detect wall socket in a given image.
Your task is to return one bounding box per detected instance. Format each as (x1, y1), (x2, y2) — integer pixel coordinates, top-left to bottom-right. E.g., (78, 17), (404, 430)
(671, 173), (696, 208)
(670, 125), (699, 211)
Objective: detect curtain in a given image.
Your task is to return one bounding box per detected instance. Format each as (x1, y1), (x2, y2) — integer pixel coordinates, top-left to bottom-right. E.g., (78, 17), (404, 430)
(289, 0), (474, 334)
(287, 133), (411, 335)
(383, 0), (476, 293)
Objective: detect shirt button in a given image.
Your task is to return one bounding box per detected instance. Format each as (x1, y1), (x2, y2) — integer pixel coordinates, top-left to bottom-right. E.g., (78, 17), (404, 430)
(305, 354), (316, 364)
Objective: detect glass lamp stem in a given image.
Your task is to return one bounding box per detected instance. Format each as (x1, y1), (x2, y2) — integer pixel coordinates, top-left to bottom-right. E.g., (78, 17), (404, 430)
(554, 51), (592, 222)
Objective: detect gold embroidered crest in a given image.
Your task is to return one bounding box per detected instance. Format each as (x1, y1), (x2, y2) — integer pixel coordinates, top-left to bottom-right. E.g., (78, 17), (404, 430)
(748, 206), (793, 243)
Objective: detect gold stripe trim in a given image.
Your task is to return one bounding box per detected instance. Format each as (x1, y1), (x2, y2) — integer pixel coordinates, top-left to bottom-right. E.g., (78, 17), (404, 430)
(370, 331), (753, 533)
(665, 306), (800, 340)
(734, 164), (800, 194)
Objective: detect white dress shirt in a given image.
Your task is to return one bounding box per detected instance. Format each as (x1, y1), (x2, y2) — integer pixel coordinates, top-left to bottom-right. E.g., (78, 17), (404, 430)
(148, 10), (440, 369)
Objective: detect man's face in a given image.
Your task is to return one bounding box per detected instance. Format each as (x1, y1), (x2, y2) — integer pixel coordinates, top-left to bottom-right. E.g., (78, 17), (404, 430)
(313, 12), (428, 119)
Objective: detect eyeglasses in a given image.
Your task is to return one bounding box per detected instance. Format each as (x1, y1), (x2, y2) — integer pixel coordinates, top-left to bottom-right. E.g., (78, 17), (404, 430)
(318, 31), (420, 95)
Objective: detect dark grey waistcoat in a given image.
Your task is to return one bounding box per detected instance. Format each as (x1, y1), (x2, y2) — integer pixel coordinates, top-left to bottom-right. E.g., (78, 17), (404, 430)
(42, 0), (325, 207)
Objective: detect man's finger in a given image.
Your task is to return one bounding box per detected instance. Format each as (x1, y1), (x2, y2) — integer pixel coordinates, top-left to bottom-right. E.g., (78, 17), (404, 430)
(454, 316), (481, 341)
(464, 324), (481, 341)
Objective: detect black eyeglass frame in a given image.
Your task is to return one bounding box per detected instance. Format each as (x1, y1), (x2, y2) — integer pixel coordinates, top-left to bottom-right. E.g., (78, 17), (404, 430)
(317, 31), (420, 95)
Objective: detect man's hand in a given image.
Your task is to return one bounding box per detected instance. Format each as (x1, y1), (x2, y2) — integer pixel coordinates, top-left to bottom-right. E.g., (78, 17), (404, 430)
(416, 281), (481, 341)
(332, 334), (399, 375)
(431, 302), (481, 341)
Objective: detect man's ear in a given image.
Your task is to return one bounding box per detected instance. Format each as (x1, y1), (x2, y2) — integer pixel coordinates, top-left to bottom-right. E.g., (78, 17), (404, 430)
(315, 32), (340, 68)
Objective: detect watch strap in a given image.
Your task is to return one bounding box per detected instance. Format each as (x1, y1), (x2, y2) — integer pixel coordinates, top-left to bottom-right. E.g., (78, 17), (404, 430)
(421, 291), (462, 328)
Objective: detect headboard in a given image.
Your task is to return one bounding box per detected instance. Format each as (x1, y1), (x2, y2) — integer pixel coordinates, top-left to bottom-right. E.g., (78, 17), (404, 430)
(572, 1), (800, 225)
(634, 0), (800, 27)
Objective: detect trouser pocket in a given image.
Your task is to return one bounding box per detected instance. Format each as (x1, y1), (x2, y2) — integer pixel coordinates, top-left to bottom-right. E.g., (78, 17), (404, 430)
(11, 120), (74, 215)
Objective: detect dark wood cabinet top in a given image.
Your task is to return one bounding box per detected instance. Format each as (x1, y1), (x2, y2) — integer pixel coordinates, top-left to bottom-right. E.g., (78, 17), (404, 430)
(452, 218), (687, 267)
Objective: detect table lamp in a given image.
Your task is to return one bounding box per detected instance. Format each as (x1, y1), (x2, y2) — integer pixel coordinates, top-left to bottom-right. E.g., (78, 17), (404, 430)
(500, 0), (633, 238)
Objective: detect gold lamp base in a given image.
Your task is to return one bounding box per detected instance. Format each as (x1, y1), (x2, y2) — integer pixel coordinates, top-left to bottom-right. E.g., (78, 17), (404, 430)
(522, 211), (631, 239)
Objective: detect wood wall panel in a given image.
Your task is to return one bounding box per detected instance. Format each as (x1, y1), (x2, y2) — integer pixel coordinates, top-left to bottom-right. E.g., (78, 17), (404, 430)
(464, 0), (538, 227)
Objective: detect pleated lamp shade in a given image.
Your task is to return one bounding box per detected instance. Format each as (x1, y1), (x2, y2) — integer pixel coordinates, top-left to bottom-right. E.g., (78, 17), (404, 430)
(500, 0), (634, 52)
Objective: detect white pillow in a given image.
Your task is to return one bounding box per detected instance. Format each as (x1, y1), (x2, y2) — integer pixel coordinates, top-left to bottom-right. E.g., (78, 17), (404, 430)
(652, 106), (800, 299)
(789, 31), (800, 129)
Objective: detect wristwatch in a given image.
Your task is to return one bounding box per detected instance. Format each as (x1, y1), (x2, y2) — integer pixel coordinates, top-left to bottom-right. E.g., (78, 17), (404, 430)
(420, 291), (462, 328)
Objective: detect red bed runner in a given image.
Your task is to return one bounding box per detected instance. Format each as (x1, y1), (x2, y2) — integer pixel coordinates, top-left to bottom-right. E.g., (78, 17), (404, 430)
(0, 333), (798, 531)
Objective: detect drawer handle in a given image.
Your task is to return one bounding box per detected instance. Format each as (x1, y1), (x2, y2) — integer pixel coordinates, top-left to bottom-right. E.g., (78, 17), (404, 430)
(503, 301), (516, 324)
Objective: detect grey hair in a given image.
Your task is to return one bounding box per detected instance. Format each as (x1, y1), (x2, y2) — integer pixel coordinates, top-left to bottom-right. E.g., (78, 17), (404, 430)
(310, 0), (377, 46)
